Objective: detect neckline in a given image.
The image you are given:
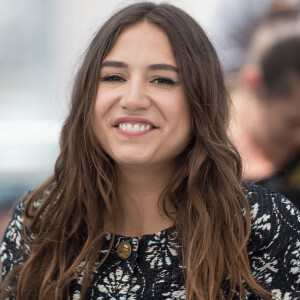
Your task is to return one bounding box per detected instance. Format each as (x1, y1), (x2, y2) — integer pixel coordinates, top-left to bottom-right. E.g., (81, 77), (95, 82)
(106, 226), (175, 240)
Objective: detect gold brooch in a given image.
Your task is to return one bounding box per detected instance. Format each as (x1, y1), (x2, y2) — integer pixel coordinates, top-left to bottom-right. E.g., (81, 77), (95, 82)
(117, 241), (132, 259)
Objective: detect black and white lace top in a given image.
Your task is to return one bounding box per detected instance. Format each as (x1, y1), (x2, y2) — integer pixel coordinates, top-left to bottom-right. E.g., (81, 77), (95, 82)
(1, 184), (300, 299)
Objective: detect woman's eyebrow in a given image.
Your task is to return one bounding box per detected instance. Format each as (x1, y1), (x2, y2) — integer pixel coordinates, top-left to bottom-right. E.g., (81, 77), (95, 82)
(101, 61), (178, 73)
(101, 61), (128, 68)
(147, 64), (179, 73)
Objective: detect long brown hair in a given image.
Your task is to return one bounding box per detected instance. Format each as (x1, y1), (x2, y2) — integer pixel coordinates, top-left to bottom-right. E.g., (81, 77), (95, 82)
(2, 3), (272, 299)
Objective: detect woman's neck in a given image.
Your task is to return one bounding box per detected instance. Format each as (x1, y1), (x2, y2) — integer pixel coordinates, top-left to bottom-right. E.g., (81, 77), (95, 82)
(112, 164), (175, 237)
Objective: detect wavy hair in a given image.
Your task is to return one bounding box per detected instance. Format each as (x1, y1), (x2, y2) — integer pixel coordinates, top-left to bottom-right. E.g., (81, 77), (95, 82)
(2, 3), (272, 300)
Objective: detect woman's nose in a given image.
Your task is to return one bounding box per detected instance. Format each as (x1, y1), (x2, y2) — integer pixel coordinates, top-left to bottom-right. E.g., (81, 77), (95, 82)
(119, 79), (151, 111)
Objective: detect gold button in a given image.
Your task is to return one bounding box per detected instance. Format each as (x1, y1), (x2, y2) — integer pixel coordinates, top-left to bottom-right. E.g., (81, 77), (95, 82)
(117, 241), (132, 259)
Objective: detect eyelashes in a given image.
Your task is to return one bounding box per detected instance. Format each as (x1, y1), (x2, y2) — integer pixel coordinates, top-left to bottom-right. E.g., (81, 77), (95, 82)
(100, 74), (125, 82)
(100, 74), (178, 86)
(150, 77), (177, 86)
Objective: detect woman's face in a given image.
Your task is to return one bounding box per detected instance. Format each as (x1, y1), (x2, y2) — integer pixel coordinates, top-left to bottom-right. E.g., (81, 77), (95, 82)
(92, 22), (192, 170)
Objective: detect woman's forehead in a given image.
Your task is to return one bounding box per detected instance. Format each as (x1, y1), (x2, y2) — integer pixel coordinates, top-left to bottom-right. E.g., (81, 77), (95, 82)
(103, 22), (177, 67)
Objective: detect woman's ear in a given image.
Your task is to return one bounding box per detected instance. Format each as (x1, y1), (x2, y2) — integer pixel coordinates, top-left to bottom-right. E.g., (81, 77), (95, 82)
(240, 64), (263, 92)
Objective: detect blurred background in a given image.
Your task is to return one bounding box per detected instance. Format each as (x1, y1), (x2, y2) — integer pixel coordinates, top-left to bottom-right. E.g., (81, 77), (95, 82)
(1, 0), (300, 244)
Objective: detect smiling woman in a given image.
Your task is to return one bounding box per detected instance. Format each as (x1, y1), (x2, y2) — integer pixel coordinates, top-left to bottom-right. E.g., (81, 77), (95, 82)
(1, 2), (299, 300)
(92, 22), (191, 170)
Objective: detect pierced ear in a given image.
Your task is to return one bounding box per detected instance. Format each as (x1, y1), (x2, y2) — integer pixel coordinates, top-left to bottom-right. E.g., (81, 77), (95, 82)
(240, 64), (262, 91)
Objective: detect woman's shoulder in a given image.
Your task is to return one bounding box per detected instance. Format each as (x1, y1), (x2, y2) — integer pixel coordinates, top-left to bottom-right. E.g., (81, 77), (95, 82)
(243, 183), (299, 246)
(1, 193), (30, 281)
(5, 187), (48, 222)
(242, 182), (299, 224)
(243, 182), (299, 255)
(0, 187), (52, 281)
(242, 184), (300, 298)
(1, 190), (34, 244)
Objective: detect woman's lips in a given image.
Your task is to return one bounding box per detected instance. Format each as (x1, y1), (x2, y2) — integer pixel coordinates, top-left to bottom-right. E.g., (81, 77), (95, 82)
(113, 117), (157, 136)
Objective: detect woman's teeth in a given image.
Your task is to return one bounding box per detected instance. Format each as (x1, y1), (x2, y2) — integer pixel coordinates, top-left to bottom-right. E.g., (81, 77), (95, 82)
(118, 123), (151, 132)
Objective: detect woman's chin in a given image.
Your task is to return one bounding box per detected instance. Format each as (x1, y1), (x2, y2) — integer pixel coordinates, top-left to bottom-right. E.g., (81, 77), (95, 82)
(114, 155), (152, 168)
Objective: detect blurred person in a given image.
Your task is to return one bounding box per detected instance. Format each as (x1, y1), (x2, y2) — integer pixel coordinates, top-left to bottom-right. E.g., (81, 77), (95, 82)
(228, 2), (300, 208)
(204, 0), (276, 72)
(0, 2), (299, 300)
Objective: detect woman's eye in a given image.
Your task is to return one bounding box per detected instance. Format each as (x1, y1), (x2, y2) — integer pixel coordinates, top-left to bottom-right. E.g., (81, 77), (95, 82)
(100, 74), (125, 82)
(151, 77), (176, 86)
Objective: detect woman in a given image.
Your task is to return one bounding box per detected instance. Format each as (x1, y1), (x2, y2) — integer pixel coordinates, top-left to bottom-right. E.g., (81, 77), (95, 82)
(1, 2), (299, 300)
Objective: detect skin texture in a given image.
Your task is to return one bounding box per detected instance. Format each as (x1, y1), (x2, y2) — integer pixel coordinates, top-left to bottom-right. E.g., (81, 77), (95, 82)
(92, 22), (192, 236)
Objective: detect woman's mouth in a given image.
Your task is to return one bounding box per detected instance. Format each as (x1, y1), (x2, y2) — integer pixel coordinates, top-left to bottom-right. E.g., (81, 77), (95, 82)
(118, 122), (152, 133)
(113, 117), (157, 136)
